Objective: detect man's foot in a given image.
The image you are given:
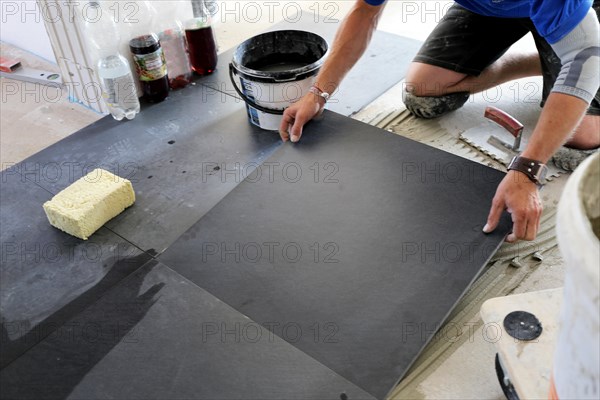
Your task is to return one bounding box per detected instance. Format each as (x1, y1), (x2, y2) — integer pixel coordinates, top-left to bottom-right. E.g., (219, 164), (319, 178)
(403, 91), (470, 119)
(552, 146), (599, 172)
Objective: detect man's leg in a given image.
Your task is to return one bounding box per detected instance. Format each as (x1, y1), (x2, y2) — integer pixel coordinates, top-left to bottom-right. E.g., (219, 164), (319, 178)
(406, 52), (542, 96)
(569, 115), (600, 149)
(553, 115), (600, 170)
(403, 4), (531, 119)
(404, 52), (542, 118)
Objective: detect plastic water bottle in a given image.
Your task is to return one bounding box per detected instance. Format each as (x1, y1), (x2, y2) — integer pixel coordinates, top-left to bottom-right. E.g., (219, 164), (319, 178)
(97, 55), (140, 120)
(84, 2), (140, 120)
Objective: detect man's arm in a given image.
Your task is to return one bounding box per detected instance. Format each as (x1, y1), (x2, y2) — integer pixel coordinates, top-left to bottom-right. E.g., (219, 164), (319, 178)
(484, 9), (600, 242)
(483, 93), (587, 242)
(279, 0), (386, 142)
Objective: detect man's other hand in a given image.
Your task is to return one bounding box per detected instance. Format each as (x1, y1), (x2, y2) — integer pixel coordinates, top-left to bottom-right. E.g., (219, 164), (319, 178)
(483, 170), (543, 242)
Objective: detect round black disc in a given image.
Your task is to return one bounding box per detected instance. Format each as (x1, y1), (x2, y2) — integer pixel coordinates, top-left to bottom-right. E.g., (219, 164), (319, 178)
(503, 311), (543, 341)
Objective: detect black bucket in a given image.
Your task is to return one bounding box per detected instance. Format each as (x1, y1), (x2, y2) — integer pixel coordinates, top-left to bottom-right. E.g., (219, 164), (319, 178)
(229, 30), (329, 130)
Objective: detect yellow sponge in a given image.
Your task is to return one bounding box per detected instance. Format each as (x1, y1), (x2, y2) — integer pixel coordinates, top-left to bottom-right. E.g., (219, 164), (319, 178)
(43, 169), (135, 240)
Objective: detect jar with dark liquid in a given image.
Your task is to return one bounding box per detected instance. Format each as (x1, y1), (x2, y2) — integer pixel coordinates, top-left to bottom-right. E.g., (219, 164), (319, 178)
(184, 18), (218, 75)
(129, 33), (170, 102)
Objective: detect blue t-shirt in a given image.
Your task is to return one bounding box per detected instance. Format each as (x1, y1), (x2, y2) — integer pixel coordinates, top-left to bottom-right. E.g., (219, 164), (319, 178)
(363, 0), (593, 43)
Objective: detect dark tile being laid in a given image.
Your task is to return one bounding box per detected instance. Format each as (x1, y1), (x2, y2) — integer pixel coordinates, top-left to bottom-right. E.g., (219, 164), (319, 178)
(201, 10), (422, 116)
(160, 111), (512, 399)
(0, 260), (375, 400)
(0, 171), (151, 369)
(8, 88), (282, 254)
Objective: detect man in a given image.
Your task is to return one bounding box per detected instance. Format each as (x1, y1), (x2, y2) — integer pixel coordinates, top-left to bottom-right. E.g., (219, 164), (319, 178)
(279, 0), (600, 242)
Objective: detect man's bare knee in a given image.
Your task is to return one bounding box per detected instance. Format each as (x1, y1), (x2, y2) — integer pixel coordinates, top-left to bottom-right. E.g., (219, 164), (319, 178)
(405, 62), (467, 96)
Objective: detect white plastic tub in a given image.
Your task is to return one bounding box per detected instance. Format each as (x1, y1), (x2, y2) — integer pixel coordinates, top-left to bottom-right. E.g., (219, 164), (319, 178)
(553, 153), (600, 399)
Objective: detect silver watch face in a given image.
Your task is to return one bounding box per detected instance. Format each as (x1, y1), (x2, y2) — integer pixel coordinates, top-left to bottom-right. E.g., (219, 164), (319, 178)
(536, 165), (548, 184)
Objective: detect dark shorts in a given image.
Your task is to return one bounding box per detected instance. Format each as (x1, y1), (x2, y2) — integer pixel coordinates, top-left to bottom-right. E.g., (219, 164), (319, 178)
(413, 1), (600, 116)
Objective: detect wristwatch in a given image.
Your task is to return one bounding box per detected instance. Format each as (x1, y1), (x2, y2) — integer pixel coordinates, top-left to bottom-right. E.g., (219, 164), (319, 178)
(508, 156), (548, 186)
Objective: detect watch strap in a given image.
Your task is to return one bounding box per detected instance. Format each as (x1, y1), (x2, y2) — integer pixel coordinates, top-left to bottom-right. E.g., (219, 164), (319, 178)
(508, 156), (547, 186)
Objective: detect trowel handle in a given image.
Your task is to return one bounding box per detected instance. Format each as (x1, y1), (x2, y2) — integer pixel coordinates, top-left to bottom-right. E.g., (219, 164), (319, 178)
(484, 107), (523, 138)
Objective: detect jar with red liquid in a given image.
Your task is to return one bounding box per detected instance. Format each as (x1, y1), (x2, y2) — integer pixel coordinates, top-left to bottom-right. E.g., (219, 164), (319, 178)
(184, 16), (218, 75)
(155, 1), (193, 89)
(159, 22), (193, 89)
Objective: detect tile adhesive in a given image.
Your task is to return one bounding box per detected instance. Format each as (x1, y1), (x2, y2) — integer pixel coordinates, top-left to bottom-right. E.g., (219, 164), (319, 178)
(229, 30), (328, 131)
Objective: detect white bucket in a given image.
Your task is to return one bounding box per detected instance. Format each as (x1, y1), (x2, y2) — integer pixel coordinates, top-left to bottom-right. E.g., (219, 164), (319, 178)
(552, 153), (600, 399)
(229, 30), (328, 131)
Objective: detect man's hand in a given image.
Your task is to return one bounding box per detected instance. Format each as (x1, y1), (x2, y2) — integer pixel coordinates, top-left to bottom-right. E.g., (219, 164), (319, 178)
(279, 94), (325, 143)
(483, 170), (543, 242)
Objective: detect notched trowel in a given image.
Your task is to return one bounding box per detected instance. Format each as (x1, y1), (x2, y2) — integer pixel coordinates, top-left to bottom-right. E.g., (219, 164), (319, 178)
(460, 106), (562, 179)
(461, 106), (522, 164)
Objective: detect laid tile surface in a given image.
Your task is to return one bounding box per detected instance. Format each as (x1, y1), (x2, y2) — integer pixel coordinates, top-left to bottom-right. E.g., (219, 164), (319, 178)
(160, 110), (512, 399)
(9, 89), (282, 254)
(0, 260), (375, 400)
(0, 171), (151, 369)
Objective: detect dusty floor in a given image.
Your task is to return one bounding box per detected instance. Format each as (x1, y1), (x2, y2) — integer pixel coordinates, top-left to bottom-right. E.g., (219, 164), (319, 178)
(1, 1), (571, 399)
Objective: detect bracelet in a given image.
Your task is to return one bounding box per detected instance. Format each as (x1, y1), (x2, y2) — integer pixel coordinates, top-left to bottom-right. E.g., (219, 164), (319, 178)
(309, 85), (330, 103)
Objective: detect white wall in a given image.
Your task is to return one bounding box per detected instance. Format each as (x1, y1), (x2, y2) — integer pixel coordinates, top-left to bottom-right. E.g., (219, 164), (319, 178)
(1, 0), (57, 63)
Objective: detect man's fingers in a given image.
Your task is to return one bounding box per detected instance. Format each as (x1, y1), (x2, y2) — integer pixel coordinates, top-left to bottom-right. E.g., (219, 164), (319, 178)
(483, 198), (504, 233)
(289, 115), (306, 143)
(506, 212), (527, 243)
(525, 204), (543, 241)
(526, 220), (538, 241)
(279, 112), (294, 142)
(290, 125), (303, 142)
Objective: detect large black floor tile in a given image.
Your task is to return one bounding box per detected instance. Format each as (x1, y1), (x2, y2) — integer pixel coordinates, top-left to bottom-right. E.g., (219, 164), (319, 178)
(0, 171), (151, 369)
(160, 111), (512, 399)
(0, 260), (375, 400)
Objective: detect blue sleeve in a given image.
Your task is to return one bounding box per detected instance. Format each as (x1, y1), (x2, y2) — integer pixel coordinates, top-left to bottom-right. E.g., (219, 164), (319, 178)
(363, 0), (386, 6)
(530, 0), (593, 43)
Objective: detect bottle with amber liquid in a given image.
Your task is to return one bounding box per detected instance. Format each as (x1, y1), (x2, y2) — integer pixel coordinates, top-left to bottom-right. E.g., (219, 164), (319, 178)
(185, 1), (218, 75)
(129, 33), (170, 102)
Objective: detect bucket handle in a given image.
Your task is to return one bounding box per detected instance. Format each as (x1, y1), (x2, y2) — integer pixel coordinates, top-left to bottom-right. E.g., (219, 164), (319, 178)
(229, 63), (284, 115)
